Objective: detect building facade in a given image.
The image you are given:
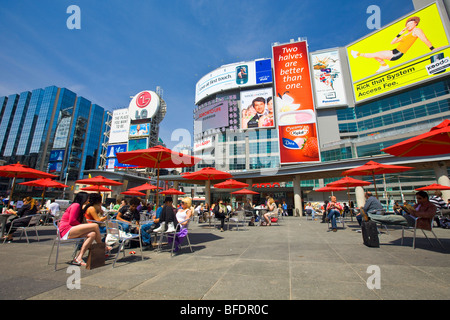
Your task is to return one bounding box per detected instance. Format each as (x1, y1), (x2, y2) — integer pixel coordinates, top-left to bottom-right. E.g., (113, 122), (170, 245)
(0, 85), (107, 194)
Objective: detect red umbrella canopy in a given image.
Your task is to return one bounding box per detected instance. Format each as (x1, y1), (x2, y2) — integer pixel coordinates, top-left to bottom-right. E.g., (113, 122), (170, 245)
(0, 163), (57, 179)
(382, 119), (450, 157)
(314, 186), (346, 192)
(81, 185), (113, 192)
(327, 176), (371, 188)
(116, 145), (201, 169)
(121, 190), (146, 196)
(19, 178), (68, 188)
(415, 183), (450, 191)
(342, 161), (413, 176)
(231, 188), (260, 195)
(158, 188), (186, 195)
(342, 160), (413, 198)
(130, 183), (162, 191)
(182, 167), (232, 181)
(213, 179), (249, 189)
(76, 175), (123, 186)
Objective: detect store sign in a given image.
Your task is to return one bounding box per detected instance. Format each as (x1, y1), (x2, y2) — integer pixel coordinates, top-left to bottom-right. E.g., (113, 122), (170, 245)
(346, 3), (450, 103)
(272, 40), (321, 165)
(252, 183), (281, 188)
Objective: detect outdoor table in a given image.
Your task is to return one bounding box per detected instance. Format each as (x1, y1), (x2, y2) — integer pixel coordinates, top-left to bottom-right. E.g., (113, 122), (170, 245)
(0, 214), (14, 238)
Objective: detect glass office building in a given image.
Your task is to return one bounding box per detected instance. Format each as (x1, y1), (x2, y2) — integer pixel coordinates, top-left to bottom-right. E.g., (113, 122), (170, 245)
(0, 85), (107, 192)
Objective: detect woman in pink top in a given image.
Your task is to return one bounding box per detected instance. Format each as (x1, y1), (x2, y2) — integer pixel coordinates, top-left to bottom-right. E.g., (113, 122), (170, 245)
(59, 192), (105, 266)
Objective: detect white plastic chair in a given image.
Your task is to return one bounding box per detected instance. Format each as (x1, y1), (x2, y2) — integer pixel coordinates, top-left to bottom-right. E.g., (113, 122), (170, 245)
(401, 216), (444, 249)
(105, 220), (143, 268)
(3, 214), (42, 244)
(228, 211), (246, 231)
(48, 219), (86, 271)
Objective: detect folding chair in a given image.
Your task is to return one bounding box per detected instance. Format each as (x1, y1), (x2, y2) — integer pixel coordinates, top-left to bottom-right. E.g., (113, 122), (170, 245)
(105, 220), (143, 268)
(401, 216), (444, 249)
(3, 214), (42, 244)
(327, 211), (345, 229)
(48, 220), (86, 271)
(228, 210), (246, 231)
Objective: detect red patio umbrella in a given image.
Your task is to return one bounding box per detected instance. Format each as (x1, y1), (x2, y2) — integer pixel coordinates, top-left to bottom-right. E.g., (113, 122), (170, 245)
(116, 145), (201, 207)
(158, 188), (186, 195)
(81, 185), (113, 192)
(121, 190), (146, 196)
(327, 177), (371, 221)
(231, 188), (260, 195)
(341, 160), (413, 199)
(130, 183), (161, 191)
(19, 178), (68, 204)
(382, 119), (450, 157)
(182, 167), (233, 209)
(76, 175), (123, 186)
(415, 183), (450, 191)
(214, 179), (249, 209)
(314, 186), (346, 193)
(0, 163), (57, 207)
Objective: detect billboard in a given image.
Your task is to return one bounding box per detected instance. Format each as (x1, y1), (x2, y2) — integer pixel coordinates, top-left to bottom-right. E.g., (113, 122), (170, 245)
(240, 88), (274, 130)
(129, 123), (150, 137)
(129, 91), (160, 121)
(195, 59), (272, 104)
(194, 100), (229, 135)
(272, 41), (321, 164)
(109, 108), (130, 144)
(347, 3), (450, 102)
(311, 49), (348, 107)
(128, 138), (148, 151)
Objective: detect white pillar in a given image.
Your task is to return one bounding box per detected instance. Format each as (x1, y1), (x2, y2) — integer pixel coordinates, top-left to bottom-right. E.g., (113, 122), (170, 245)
(293, 175), (302, 216)
(173, 181), (179, 205)
(246, 179), (253, 202)
(434, 162), (450, 201)
(355, 186), (366, 209)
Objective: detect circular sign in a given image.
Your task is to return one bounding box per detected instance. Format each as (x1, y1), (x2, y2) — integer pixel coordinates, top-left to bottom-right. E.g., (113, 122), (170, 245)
(136, 92), (152, 108)
(128, 90), (160, 121)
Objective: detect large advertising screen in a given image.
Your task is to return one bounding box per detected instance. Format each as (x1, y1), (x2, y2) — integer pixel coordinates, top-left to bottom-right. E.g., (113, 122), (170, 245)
(194, 100), (230, 135)
(195, 59), (272, 104)
(347, 3), (450, 103)
(311, 49), (348, 108)
(240, 88), (274, 130)
(272, 41), (321, 164)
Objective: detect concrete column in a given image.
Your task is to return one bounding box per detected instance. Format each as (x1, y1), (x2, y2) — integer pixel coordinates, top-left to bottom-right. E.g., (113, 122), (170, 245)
(173, 181), (179, 205)
(293, 175), (302, 216)
(434, 162), (450, 201)
(246, 179), (253, 202)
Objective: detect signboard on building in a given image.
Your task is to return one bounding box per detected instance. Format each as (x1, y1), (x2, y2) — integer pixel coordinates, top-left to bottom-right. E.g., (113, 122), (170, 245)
(346, 3), (450, 103)
(240, 88), (274, 130)
(109, 108), (130, 144)
(194, 100), (230, 136)
(128, 91), (160, 121)
(272, 40), (321, 164)
(311, 49), (348, 108)
(195, 59), (272, 104)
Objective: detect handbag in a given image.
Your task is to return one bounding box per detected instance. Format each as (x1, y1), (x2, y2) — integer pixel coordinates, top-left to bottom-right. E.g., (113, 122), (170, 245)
(86, 242), (105, 270)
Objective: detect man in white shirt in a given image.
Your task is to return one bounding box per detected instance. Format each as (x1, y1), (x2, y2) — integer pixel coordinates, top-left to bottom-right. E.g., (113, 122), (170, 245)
(48, 199), (60, 217)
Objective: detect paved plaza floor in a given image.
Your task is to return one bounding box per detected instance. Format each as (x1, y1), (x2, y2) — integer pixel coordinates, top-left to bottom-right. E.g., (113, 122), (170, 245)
(0, 215), (449, 303)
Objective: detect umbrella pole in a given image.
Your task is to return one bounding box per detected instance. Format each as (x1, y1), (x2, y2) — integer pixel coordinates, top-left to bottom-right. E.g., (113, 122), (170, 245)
(156, 166), (160, 209)
(41, 188), (46, 208)
(372, 173), (379, 199)
(8, 176), (17, 209)
(347, 186), (353, 221)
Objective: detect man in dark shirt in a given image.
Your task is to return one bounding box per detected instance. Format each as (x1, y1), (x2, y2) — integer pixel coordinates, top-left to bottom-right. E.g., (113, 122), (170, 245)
(356, 191), (384, 225)
(116, 197), (141, 233)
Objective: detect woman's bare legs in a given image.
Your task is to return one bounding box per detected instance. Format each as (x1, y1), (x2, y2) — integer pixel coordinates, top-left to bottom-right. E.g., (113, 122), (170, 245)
(68, 223), (103, 263)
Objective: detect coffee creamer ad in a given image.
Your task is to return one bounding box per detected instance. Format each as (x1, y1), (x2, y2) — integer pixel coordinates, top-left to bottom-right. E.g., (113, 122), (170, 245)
(272, 41), (320, 164)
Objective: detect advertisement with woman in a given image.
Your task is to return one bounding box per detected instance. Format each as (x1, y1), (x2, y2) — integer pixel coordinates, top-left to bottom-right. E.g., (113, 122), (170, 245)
(347, 3), (450, 102)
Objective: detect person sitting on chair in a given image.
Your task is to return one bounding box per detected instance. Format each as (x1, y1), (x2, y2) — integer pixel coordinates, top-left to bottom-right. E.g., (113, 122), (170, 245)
(263, 197), (278, 226)
(356, 192), (384, 226)
(325, 196), (343, 232)
(3, 196), (38, 242)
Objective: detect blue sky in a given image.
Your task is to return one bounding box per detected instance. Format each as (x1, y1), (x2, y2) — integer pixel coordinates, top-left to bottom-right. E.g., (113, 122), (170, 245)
(0, 0), (415, 148)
